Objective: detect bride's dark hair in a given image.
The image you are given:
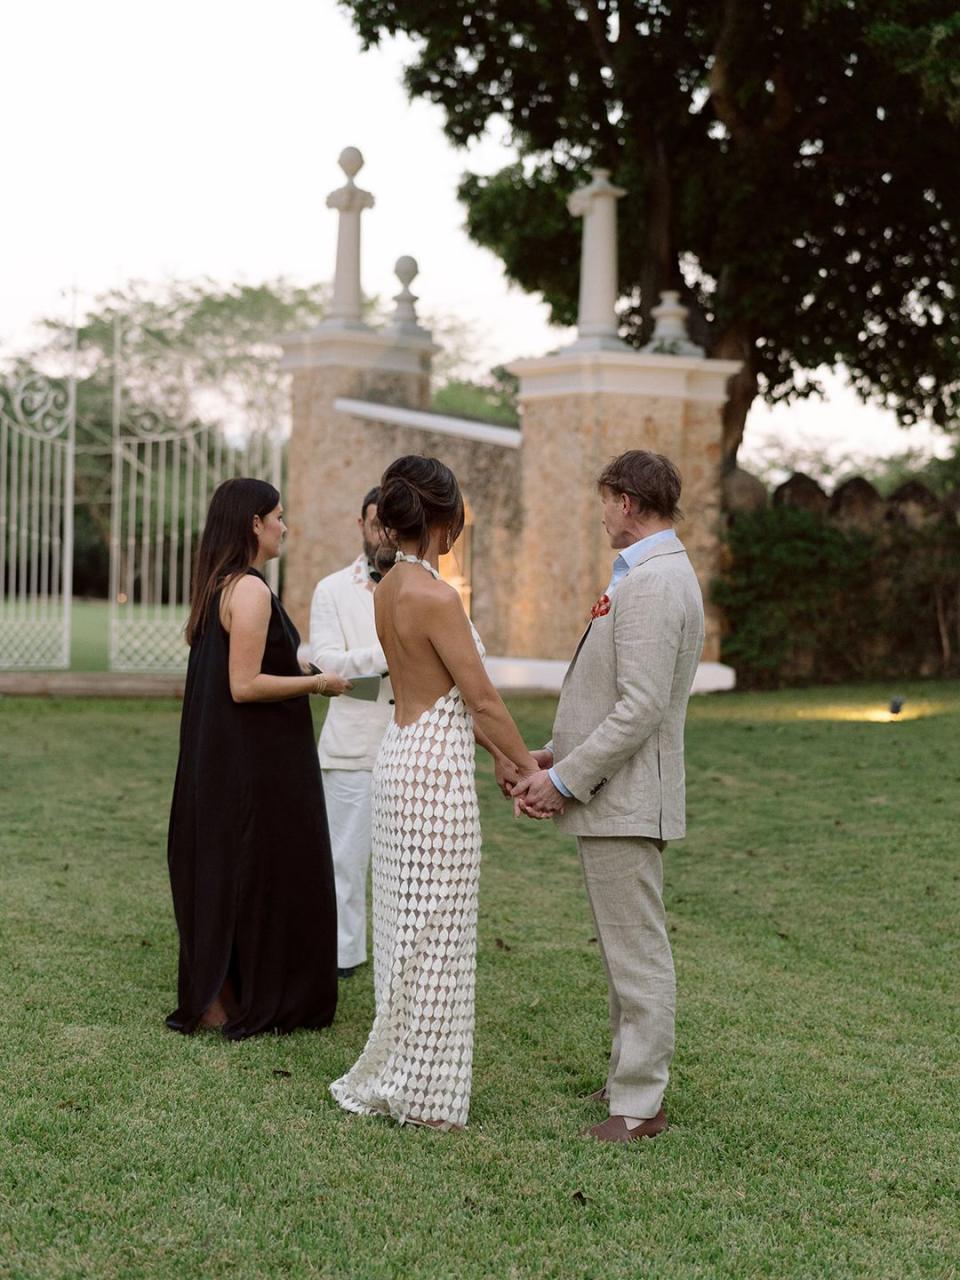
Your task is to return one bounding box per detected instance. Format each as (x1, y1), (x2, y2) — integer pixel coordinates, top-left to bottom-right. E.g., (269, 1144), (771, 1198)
(377, 456), (464, 557)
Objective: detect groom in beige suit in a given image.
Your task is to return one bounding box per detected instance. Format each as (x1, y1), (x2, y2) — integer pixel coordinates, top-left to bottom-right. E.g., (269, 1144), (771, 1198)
(511, 450), (704, 1143)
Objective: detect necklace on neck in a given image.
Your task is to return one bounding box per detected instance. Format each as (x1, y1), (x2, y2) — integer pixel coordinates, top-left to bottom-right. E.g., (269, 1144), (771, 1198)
(394, 551), (441, 581)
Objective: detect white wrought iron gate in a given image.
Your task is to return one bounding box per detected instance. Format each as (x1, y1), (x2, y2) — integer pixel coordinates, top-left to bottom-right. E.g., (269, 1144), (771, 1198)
(0, 369), (76, 669)
(108, 323), (283, 671)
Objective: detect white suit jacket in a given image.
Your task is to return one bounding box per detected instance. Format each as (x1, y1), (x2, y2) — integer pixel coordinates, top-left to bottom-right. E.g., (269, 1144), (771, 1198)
(308, 555), (393, 771)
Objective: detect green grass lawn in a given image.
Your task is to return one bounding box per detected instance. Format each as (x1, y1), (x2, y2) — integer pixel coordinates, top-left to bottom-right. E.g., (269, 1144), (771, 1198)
(1, 683), (958, 1279)
(69, 600), (110, 672)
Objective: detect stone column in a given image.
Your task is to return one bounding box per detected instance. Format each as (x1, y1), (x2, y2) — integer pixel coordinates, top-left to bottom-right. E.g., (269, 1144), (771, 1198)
(324, 147), (375, 328)
(280, 155), (437, 632)
(505, 168), (739, 670)
(568, 169), (627, 351)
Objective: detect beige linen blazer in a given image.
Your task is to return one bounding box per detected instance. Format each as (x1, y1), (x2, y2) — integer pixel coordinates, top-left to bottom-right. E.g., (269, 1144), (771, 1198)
(550, 534), (704, 841)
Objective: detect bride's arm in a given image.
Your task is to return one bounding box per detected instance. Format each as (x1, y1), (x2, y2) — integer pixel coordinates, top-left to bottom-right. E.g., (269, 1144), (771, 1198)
(425, 591), (537, 776)
(475, 725), (521, 795)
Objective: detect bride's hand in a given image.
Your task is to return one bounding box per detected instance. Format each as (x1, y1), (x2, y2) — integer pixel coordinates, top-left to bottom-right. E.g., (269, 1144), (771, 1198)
(494, 755), (520, 798)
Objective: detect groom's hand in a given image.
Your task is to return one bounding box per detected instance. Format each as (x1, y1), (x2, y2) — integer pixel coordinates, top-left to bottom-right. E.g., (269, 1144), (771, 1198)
(530, 748), (554, 769)
(511, 770), (565, 820)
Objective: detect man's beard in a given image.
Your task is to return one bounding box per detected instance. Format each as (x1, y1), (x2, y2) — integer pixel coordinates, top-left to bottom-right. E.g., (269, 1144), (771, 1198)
(363, 538), (382, 565)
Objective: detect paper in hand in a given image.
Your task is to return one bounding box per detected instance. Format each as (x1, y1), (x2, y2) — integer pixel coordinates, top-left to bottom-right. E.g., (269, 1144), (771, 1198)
(343, 675), (382, 702)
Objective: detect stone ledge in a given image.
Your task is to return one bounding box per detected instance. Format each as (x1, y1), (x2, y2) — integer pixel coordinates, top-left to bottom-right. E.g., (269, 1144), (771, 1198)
(334, 398), (521, 448)
(0, 672), (185, 698)
(508, 349), (742, 404)
(0, 661), (735, 700)
(485, 656), (735, 695)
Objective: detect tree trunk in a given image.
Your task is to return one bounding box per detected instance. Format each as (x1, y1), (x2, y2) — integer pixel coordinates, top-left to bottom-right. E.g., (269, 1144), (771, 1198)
(711, 324), (757, 472)
(636, 137), (678, 342)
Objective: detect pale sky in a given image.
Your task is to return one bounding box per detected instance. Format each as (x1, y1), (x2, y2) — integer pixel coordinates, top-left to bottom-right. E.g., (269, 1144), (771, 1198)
(0, 0), (946, 471)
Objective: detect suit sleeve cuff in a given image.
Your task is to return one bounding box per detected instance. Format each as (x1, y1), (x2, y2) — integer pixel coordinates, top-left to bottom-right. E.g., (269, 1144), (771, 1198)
(548, 767), (573, 798)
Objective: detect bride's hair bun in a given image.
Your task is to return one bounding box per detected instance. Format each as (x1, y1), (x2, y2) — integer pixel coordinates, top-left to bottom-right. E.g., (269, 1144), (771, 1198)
(378, 455), (464, 557)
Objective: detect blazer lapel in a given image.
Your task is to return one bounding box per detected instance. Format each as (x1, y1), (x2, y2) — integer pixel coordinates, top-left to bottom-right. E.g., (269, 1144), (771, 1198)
(563, 620), (594, 685)
(563, 537), (687, 686)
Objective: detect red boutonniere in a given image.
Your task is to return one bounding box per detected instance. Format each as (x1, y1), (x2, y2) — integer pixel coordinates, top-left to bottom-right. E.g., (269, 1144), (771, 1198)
(590, 594), (611, 619)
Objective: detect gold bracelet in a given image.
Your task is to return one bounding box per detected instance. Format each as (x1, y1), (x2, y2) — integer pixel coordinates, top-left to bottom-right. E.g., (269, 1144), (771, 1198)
(313, 673), (325, 695)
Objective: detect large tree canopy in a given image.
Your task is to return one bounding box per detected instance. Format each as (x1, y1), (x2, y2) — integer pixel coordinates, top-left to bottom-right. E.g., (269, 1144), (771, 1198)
(341, 0), (960, 464)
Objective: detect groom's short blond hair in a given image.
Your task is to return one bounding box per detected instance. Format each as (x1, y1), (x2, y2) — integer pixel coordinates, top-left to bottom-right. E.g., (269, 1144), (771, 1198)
(597, 450), (683, 522)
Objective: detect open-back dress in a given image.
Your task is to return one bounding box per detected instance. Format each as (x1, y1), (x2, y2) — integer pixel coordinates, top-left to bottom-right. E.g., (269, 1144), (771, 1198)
(166, 567), (337, 1039)
(330, 555), (483, 1129)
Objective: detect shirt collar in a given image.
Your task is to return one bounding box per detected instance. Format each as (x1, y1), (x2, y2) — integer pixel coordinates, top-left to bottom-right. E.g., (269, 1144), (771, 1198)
(614, 528), (677, 574)
(351, 553), (378, 590)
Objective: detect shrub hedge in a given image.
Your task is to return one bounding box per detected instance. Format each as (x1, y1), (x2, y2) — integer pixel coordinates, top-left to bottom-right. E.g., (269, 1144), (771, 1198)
(714, 507), (960, 688)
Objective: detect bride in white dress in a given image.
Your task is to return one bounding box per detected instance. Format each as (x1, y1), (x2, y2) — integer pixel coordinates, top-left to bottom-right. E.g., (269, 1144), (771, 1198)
(330, 455), (538, 1131)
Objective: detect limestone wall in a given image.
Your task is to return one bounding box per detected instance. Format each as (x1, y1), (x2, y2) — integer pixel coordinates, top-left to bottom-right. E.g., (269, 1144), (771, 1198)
(283, 363), (521, 652)
(510, 389), (725, 662)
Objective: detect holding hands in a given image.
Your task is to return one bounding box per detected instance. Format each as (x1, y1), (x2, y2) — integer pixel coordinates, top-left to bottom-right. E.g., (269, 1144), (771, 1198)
(498, 747), (566, 821)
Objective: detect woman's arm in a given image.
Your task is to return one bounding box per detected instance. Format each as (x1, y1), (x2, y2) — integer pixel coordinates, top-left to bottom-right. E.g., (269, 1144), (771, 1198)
(476, 725), (521, 796)
(223, 575), (350, 703)
(425, 591), (537, 775)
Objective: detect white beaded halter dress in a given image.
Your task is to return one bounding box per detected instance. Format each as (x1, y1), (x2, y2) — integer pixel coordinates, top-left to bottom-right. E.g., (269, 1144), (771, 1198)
(330, 554), (484, 1130)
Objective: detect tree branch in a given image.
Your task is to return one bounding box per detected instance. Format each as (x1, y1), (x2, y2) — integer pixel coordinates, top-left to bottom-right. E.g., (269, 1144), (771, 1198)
(579, 0), (613, 65)
(708, 0), (751, 142)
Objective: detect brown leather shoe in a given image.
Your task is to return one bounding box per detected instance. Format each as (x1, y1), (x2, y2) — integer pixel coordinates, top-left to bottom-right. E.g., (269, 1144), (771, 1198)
(584, 1110), (667, 1142)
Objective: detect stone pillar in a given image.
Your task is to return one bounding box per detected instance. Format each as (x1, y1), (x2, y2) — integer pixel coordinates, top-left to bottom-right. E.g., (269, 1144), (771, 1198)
(508, 313), (740, 665)
(505, 167), (739, 667)
(568, 169), (627, 351)
(280, 156), (437, 632)
(324, 147), (374, 328)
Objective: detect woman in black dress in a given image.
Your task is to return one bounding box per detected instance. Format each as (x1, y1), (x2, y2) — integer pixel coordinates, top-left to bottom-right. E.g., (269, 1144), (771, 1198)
(166, 477), (350, 1039)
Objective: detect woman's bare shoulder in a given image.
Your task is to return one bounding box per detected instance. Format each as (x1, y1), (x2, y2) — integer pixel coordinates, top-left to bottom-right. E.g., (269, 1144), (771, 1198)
(386, 565), (459, 605)
(221, 572), (271, 629)
(409, 573), (461, 614)
(227, 573), (271, 605)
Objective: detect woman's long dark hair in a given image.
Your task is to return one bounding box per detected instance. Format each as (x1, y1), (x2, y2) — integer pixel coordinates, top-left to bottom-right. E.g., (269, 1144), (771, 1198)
(185, 477), (280, 646)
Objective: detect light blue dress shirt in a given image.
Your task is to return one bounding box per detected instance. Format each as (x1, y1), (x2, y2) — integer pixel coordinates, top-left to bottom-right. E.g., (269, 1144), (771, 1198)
(548, 528), (676, 798)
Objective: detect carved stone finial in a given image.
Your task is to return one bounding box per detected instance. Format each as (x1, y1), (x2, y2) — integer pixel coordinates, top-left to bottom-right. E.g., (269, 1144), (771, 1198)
(395, 255), (418, 289)
(324, 146), (375, 329)
(338, 146), (364, 180)
(641, 290), (705, 357)
(390, 256), (430, 337)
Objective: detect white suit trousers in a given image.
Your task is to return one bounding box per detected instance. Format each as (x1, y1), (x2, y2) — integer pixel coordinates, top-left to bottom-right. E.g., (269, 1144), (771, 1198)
(322, 768), (373, 969)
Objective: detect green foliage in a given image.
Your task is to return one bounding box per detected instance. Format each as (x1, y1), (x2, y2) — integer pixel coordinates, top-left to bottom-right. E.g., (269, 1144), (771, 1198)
(3, 689), (960, 1277)
(715, 506), (960, 686)
(341, 0), (960, 456)
(431, 364), (520, 425)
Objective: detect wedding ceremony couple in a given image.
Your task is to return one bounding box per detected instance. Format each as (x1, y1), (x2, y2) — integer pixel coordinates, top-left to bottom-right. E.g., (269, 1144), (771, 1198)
(165, 447), (704, 1144)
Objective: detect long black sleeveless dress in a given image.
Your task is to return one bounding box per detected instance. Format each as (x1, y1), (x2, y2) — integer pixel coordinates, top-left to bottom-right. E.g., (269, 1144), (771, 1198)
(166, 568), (337, 1039)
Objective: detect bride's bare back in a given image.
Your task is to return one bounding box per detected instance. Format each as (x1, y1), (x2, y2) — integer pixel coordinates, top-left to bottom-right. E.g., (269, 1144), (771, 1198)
(375, 560), (468, 727)
(375, 557), (535, 775)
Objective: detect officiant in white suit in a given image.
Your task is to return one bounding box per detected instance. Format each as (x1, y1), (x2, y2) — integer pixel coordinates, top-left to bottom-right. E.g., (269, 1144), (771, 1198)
(308, 487), (393, 978)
